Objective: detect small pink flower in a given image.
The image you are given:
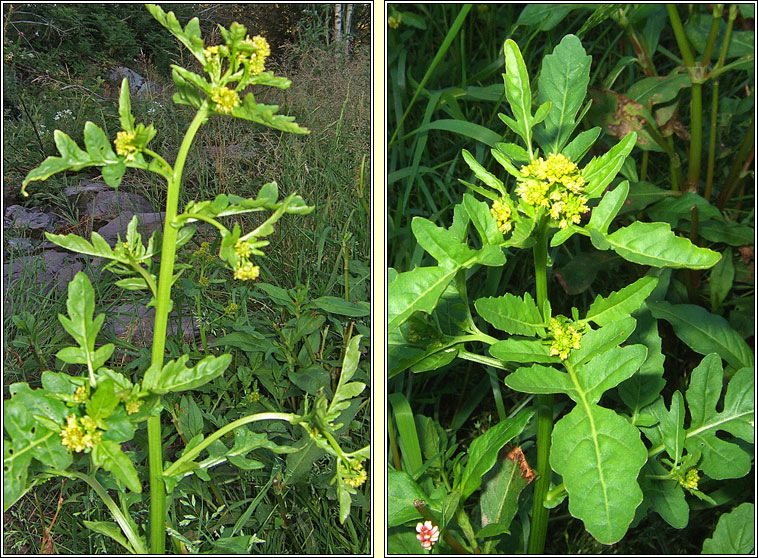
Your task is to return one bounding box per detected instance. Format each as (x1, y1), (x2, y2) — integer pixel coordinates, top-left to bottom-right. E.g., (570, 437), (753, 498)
(416, 521), (440, 551)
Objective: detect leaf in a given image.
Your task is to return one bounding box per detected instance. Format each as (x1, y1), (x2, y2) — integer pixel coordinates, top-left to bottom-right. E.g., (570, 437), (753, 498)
(701, 503), (754, 554)
(412, 217), (478, 266)
(463, 193), (503, 246)
(618, 306), (666, 412)
(82, 521), (135, 554)
(461, 150), (504, 194)
(551, 404), (647, 544)
(638, 460), (689, 529)
(603, 221), (721, 269)
(710, 248), (735, 310)
(625, 72), (691, 107)
(91, 440), (141, 493)
(587, 181), (629, 234)
(646, 193), (723, 227)
(233, 93), (309, 134)
(503, 39), (534, 149)
(388, 266), (457, 332)
(387, 470), (426, 527)
(475, 292), (546, 336)
(45, 231), (116, 260)
(581, 132), (637, 198)
(638, 391), (686, 463)
(490, 338), (559, 364)
(458, 410), (533, 499)
(648, 302), (753, 369)
(563, 127), (602, 163)
(683, 355), (753, 480)
(308, 296), (370, 317)
(537, 34), (592, 153)
(118, 78), (135, 132)
(145, 4), (205, 63)
(478, 446), (534, 538)
(585, 276), (658, 326)
(326, 335), (366, 426)
(143, 354), (232, 394)
(567, 317), (637, 368)
(86, 379), (120, 422)
(83, 122), (118, 163)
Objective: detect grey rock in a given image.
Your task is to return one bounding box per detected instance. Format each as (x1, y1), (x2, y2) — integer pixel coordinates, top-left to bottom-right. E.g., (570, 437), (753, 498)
(4, 205), (61, 233)
(64, 180), (110, 199)
(3, 250), (83, 294)
(105, 303), (200, 345)
(97, 211), (165, 246)
(6, 237), (35, 252)
(88, 190), (155, 222)
(108, 66), (162, 97)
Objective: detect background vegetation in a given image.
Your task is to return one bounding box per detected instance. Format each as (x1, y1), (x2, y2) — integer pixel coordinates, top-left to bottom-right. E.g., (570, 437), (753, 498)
(3, 3), (371, 554)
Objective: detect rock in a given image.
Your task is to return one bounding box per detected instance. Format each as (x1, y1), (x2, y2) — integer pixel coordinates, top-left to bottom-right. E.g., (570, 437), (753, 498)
(3, 250), (83, 295)
(64, 179), (110, 199)
(4, 205), (61, 234)
(88, 190), (155, 222)
(108, 66), (162, 97)
(96, 211), (165, 245)
(6, 237), (35, 253)
(105, 303), (200, 345)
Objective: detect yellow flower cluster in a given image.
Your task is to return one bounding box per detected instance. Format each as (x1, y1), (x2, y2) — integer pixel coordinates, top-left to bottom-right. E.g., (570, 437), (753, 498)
(60, 414), (102, 453)
(114, 131), (138, 162)
(240, 35), (270, 75)
(345, 461), (368, 488)
(125, 399), (142, 415)
(224, 302), (239, 315)
(73, 385), (88, 403)
(490, 198), (513, 234)
(388, 14), (402, 28)
(516, 153), (589, 229)
(203, 44), (221, 65)
(210, 85), (240, 114)
(679, 468), (700, 491)
(233, 240), (260, 281)
(547, 317), (582, 360)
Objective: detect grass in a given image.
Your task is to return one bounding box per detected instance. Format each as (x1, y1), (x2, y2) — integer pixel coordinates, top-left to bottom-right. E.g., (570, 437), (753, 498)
(3, 7), (370, 555)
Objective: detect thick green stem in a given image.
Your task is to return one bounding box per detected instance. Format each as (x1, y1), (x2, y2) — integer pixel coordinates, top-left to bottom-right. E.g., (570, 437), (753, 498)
(147, 107), (208, 554)
(528, 218), (552, 554)
(667, 4), (703, 192)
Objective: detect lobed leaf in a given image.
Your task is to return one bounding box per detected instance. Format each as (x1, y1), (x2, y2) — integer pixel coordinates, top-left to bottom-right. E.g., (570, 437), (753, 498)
(388, 266), (458, 332)
(585, 275), (658, 326)
(475, 292), (546, 336)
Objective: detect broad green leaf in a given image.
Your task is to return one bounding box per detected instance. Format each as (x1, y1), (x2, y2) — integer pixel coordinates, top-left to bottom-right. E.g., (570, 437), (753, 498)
(308, 296), (370, 317)
(551, 404), (647, 544)
(537, 34), (592, 153)
(388, 393), (423, 477)
(503, 39), (533, 149)
(387, 470), (426, 527)
(701, 502), (754, 554)
(695, 220), (754, 246)
(417, 119), (502, 147)
(562, 126), (602, 163)
(646, 193), (723, 227)
(683, 355), (753, 480)
(648, 302), (753, 369)
(639, 460), (689, 529)
(101, 162), (126, 188)
(625, 72), (691, 107)
(458, 410), (533, 499)
(604, 221), (721, 269)
(388, 266), (457, 332)
(475, 292), (546, 336)
(4, 442), (32, 512)
(412, 217), (478, 266)
(587, 181), (629, 235)
(143, 354), (232, 394)
(463, 193), (504, 246)
(83, 122), (118, 163)
(478, 447), (534, 538)
(490, 338), (559, 364)
(567, 317), (637, 368)
(582, 132), (637, 198)
(86, 379), (120, 422)
(639, 391), (686, 463)
(585, 276), (658, 326)
(618, 307), (666, 412)
(91, 440), (141, 493)
(45, 231), (116, 260)
(504, 363), (575, 395)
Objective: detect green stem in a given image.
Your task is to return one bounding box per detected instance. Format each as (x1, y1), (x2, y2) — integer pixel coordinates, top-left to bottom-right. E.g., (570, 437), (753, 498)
(147, 106), (208, 554)
(667, 4), (703, 192)
(44, 468), (147, 554)
(164, 412), (297, 477)
(528, 218), (552, 554)
(717, 116), (755, 210)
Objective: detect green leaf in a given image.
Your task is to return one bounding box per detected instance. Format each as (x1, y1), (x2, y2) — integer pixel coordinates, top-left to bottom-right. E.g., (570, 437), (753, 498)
(551, 404), (647, 544)
(503, 39), (534, 149)
(475, 292), (546, 336)
(587, 181), (629, 234)
(648, 302), (753, 369)
(145, 4), (205, 64)
(308, 296), (370, 317)
(490, 338), (559, 364)
(91, 440), (141, 493)
(387, 470), (426, 527)
(388, 266), (457, 332)
(458, 410), (533, 499)
(585, 276), (658, 326)
(477, 448), (533, 538)
(603, 221), (721, 269)
(709, 249), (735, 311)
(463, 193), (504, 246)
(582, 132), (637, 198)
(625, 72), (691, 107)
(4, 442), (33, 512)
(639, 391), (686, 463)
(567, 317), (637, 368)
(618, 306), (667, 412)
(143, 354), (232, 394)
(326, 335), (366, 427)
(701, 502), (754, 554)
(563, 127), (602, 163)
(233, 93), (309, 134)
(462, 149), (504, 194)
(82, 520), (135, 554)
(412, 217), (478, 266)
(45, 231), (116, 260)
(118, 78), (135, 132)
(417, 119), (502, 147)
(86, 379), (120, 422)
(639, 460), (689, 529)
(102, 162), (126, 188)
(537, 34), (592, 153)
(683, 355), (753, 480)
(83, 122), (118, 163)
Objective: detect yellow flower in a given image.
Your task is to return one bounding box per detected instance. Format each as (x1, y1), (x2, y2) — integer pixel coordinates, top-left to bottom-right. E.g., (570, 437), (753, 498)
(234, 261), (260, 281)
(239, 35), (270, 75)
(345, 461), (367, 488)
(114, 131), (138, 162)
(388, 14), (402, 29)
(125, 399), (142, 415)
(235, 240), (253, 259)
(73, 385), (88, 403)
(224, 302), (239, 315)
(548, 317), (582, 360)
(679, 468), (700, 491)
(60, 414), (101, 452)
(490, 198), (513, 234)
(210, 86), (240, 114)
